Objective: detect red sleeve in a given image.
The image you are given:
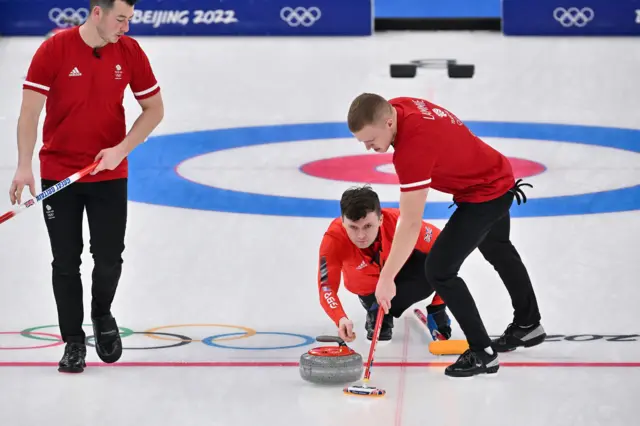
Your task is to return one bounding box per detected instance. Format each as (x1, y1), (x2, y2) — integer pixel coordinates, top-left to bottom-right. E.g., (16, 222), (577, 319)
(393, 117), (441, 193)
(415, 221), (441, 253)
(128, 39), (160, 100)
(318, 234), (348, 327)
(23, 40), (57, 96)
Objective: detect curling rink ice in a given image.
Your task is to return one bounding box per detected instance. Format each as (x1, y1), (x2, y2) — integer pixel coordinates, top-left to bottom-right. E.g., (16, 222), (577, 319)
(1, 30), (640, 426)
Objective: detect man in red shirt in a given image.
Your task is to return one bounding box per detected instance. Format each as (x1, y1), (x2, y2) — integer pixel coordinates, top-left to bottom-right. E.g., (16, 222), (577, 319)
(318, 186), (452, 343)
(347, 94), (545, 378)
(8, 0), (164, 373)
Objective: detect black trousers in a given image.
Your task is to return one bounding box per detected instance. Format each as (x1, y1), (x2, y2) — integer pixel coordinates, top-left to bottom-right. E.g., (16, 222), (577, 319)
(41, 178), (128, 344)
(359, 249), (435, 318)
(424, 187), (541, 351)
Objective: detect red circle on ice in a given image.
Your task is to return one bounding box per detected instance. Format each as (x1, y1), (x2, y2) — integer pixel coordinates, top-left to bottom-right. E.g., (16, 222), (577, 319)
(300, 154), (546, 184)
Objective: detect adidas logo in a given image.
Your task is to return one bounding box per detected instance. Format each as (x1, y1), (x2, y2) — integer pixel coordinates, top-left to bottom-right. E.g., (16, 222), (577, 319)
(356, 260), (367, 270)
(69, 67), (82, 77)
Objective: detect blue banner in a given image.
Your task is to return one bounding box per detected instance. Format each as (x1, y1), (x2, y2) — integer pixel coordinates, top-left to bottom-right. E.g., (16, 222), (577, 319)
(375, 0), (500, 19)
(0, 0), (373, 36)
(503, 0), (640, 35)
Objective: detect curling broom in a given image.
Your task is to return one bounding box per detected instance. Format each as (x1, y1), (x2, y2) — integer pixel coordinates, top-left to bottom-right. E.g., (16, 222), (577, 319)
(0, 161), (99, 225)
(343, 305), (386, 397)
(413, 308), (469, 355)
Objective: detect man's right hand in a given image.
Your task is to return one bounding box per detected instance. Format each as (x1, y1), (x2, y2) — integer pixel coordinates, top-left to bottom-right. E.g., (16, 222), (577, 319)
(9, 166), (36, 205)
(338, 317), (356, 342)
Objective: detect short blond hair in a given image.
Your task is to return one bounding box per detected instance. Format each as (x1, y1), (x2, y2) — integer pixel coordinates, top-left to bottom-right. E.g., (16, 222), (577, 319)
(347, 93), (392, 133)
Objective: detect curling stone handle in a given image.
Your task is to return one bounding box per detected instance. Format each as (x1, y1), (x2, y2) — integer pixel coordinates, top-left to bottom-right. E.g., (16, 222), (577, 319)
(315, 335), (347, 347)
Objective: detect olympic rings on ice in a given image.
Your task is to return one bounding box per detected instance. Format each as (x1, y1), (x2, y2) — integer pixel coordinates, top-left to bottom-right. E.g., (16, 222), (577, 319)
(86, 331), (193, 350)
(144, 323), (256, 342)
(0, 331), (65, 350)
(20, 324), (134, 342)
(9, 323), (316, 351)
(203, 332), (316, 350)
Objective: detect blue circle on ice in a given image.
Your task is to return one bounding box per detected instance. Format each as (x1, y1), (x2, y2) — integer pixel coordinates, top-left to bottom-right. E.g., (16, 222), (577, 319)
(127, 121), (640, 218)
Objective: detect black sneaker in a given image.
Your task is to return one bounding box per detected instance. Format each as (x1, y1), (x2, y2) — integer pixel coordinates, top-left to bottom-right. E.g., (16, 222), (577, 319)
(58, 342), (87, 373)
(91, 313), (123, 363)
(492, 322), (546, 353)
(444, 348), (499, 378)
(365, 309), (393, 341)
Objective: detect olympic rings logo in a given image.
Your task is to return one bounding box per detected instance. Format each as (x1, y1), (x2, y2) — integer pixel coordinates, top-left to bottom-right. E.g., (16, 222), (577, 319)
(280, 7), (322, 27)
(553, 7), (595, 28)
(48, 7), (89, 28)
(3, 323), (315, 351)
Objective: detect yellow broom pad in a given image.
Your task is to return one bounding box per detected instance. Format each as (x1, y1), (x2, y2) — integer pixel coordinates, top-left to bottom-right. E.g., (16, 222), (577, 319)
(429, 339), (469, 355)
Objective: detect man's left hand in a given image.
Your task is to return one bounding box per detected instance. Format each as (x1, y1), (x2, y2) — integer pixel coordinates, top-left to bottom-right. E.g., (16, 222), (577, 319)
(92, 145), (128, 175)
(375, 275), (396, 314)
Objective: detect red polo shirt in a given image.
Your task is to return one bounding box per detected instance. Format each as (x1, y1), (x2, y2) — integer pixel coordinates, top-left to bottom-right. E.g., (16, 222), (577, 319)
(23, 26), (160, 182)
(390, 97), (515, 203)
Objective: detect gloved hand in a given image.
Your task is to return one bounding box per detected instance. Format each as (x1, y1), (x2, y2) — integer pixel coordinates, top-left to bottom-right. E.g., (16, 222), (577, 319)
(427, 305), (452, 341)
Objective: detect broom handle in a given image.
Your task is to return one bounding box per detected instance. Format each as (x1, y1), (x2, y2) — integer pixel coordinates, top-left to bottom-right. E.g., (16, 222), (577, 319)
(363, 305), (385, 381)
(0, 161), (99, 225)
